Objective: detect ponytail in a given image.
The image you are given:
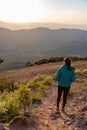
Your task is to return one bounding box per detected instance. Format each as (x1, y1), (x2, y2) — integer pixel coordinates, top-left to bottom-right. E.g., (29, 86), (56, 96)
(64, 57), (72, 71)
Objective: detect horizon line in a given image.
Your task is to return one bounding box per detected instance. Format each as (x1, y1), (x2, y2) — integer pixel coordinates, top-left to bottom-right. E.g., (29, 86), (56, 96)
(0, 20), (87, 25)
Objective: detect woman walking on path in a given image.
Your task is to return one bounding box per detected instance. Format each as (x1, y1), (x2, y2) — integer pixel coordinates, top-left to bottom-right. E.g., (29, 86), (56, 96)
(55, 57), (76, 114)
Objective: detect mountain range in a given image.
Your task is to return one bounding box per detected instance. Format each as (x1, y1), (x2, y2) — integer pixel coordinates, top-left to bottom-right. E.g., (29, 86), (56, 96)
(0, 27), (87, 71)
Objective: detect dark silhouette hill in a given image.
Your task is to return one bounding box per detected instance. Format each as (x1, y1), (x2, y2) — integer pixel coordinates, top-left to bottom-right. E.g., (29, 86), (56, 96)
(0, 27), (87, 71)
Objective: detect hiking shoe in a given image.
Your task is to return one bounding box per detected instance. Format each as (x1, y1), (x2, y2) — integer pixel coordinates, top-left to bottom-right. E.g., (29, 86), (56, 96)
(62, 108), (65, 112)
(55, 108), (60, 114)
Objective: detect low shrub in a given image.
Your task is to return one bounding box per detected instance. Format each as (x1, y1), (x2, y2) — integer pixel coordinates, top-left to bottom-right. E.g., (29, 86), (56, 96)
(34, 59), (48, 65)
(25, 61), (33, 67)
(0, 74), (53, 123)
(82, 69), (87, 74)
(0, 91), (20, 122)
(75, 69), (81, 75)
(0, 78), (17, 92)
(16, 84), (34, 112)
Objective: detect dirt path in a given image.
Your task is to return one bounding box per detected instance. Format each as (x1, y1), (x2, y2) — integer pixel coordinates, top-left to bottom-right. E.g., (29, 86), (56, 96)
(32, 80), (87, 130)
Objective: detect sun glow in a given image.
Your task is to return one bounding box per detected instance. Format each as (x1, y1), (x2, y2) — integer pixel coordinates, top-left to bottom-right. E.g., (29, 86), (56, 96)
(0, 0), (87, 24)
(0, 0), (46, 23)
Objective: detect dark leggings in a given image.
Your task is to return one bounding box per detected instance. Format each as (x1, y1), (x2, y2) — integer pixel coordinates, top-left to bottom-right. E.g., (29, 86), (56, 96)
(57, 85), (70, 109)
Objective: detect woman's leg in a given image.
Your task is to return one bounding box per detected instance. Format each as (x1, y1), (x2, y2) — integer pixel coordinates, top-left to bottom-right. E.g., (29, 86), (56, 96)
(57, 86), (63, 110)
(62, 87), (70, 110)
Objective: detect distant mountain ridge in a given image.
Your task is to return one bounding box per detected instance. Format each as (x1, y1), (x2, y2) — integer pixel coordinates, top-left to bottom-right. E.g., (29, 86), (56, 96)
(0, 21), (87, 30)
(0, 27), (87, 71)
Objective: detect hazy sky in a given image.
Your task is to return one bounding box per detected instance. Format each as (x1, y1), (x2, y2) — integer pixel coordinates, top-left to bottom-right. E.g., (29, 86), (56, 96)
(0, 0), (87, 24)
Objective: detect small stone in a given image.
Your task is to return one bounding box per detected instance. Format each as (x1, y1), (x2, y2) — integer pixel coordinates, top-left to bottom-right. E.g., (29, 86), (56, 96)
(49, 106), (53, 109)
(66, 121), (72, 125)
(24, 111), (30, 117)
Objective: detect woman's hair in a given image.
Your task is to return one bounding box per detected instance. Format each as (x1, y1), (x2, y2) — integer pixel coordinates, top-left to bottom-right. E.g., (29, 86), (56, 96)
(64, 57), (72, 70)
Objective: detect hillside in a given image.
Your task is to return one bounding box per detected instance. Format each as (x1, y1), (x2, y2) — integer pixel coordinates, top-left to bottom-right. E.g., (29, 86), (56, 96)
(0, 61), (87, 82)
(0, 61), (87, 130)
(0, 27), (87, 71)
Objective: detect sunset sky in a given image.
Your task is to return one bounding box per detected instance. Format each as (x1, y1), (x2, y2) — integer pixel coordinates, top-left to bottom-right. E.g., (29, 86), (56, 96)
(0, 0), (87, 24)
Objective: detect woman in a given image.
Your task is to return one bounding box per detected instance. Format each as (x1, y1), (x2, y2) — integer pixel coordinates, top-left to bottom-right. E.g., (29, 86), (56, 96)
(55, 57), (76, 113)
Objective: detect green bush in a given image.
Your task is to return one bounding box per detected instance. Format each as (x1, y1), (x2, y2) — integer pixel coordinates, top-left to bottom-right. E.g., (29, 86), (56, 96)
(68, 89), (74, 96)
(25, 61), (33, 67)
(41, 75), (52, 86)
(0, 101), (7, 122)
(4, 93), (20, 122)
(82, 69), (87, 74)
(33, 56), (87, 66)
(0, 91), (20, 122)
(75, 69), (87, 75)
(0, 74), (53, 123)
(0, 78), (8, 92)
(48, 57), (64, 62)
(28, 74), (52, 89)
(16, 74), (52, 111)
(34, 59), (48, 65)
(16, 83), (34, 112)
(75, 69), (81, 75)
(0, 78), (18, 92)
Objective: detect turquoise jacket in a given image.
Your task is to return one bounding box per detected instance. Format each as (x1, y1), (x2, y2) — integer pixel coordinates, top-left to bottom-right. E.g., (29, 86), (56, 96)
(55, 64), (76, 87)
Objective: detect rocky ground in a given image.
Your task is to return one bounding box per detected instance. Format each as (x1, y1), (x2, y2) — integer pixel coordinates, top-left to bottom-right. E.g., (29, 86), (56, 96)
(0, 61), (87, 130)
